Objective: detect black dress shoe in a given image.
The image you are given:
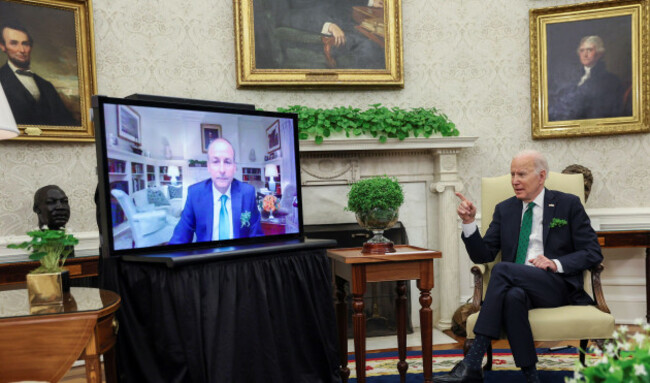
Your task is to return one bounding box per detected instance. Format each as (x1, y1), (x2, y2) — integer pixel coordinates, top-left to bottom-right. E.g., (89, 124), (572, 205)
(433, 360), (484, 383)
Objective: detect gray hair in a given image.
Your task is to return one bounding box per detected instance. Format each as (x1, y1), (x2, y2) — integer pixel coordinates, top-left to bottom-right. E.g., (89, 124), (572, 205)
(513, 150), (548, 175)
(577, 36), (605, 55)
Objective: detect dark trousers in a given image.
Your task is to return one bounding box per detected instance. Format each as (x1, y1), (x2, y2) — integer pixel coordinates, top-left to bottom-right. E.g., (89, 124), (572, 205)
(473, 262), (570, 367)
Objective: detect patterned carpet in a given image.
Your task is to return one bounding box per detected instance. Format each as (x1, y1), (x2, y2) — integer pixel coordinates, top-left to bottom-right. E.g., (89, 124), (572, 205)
(347, 348), (578, 382)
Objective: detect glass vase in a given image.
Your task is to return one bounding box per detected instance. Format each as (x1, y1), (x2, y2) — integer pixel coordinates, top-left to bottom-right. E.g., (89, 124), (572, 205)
(355, 207), (399, 254)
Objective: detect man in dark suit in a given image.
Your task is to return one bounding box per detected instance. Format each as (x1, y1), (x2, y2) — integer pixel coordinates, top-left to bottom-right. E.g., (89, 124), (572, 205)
(548, 35), (627, 121)
(169, 138), (262, 244)
(434, 150), (603, 383)
(0, 22), (77, 126)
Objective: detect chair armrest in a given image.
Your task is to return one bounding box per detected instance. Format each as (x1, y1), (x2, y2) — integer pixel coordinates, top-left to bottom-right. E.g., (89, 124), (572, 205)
(135, 203), (155, 213)
(590, 263), (611, 314)
(470, 264), (485, 312)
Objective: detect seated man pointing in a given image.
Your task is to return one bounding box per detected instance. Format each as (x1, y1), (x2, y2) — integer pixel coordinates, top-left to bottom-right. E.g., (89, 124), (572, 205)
(169, 138), (262, 244)
(434, 150), (602, 383)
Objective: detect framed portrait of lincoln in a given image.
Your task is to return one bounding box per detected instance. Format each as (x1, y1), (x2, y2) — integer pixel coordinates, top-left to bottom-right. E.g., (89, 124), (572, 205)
(530, 0), (648, 139)
(0, 0), (96, 141)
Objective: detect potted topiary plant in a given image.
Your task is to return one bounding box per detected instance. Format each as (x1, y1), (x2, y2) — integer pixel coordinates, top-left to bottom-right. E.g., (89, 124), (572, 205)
(346, 176), (404, 254)
(8, 229), (78, 306)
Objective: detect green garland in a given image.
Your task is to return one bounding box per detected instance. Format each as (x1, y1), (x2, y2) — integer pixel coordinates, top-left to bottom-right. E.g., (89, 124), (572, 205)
(277, 104), (458, 144)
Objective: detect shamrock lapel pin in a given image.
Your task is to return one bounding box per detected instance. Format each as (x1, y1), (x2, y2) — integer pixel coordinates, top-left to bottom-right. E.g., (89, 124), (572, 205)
(240, 211), (251, 228)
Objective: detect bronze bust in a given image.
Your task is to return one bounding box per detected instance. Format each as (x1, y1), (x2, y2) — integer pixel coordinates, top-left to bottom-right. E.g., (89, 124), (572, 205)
(33, 185), (70, 230)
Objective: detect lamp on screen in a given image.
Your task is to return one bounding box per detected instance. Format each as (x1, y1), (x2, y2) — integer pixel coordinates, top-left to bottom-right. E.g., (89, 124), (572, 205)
(168, 166), (180, 185)
(265, 164), (278, 194)
(0, 86), (18, 140)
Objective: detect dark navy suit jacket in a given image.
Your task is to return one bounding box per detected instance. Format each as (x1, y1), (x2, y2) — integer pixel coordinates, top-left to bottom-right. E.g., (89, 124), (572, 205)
(169, 179), (262, 244)
(0, 63), (78, 125)
(462, 188), (603, 305)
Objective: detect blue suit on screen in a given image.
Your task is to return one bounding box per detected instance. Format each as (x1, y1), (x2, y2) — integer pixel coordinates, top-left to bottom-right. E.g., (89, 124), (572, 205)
(169, 178), (262, 244)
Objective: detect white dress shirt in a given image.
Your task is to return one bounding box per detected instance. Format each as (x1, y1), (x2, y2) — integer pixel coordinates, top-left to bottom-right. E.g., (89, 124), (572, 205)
(8, 61), (40, 101)
(577, 66), (592, 87)
(462, 188), (564, 272)
(211, 183), (233, 240)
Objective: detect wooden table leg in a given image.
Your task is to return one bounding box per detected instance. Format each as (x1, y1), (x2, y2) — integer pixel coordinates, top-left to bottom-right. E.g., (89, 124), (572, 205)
(418, 261), (434, 383)
(84, 331), (103, 383)
(351, 265), (367, 383)
(335, 276), (350, 382)
(396, 280), (408, 383)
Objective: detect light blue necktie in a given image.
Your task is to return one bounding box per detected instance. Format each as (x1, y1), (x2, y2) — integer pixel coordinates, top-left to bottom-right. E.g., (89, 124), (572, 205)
(219, 195), (230, 240)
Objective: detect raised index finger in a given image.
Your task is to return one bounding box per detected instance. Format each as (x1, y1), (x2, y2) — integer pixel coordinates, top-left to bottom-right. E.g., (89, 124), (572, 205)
(455, 192), (469, 202)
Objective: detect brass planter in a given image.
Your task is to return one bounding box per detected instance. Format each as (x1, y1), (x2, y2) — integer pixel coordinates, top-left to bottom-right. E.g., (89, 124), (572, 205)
(26, 272), (63, 306)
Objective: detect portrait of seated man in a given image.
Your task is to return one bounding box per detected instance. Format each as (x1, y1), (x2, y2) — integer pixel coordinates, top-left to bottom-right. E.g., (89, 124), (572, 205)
(0, 21), (78, 126)
(169, 138), (262, 244)
(434, 150), (603, 383)
(548, 35), (628, 122)
(254, 0), (385, 69)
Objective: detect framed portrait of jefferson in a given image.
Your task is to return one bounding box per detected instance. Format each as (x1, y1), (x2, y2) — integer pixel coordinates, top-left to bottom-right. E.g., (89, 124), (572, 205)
(530, 0), (649, 139)
(0, 0), (96, 141)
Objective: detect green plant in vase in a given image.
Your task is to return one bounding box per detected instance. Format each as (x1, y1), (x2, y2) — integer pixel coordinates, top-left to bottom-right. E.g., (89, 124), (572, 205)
(346, 176), (404, 254)
(8, 229), (78, 305)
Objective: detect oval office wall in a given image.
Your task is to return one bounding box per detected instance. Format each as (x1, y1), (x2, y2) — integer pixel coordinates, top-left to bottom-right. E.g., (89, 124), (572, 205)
(1, 0), (650, 381)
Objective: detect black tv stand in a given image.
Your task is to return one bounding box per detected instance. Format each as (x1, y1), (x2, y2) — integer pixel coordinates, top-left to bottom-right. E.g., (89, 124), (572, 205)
(121, 238), (337, 267)
(100, 242), (341, 383)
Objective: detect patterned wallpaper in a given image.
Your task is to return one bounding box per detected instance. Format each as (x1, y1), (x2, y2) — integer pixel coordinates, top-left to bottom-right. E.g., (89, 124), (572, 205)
(0, 0), (648, 236)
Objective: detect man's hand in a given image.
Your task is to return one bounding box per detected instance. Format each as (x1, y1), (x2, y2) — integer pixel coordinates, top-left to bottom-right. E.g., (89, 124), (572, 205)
(529, 254), (557, 272)
(372, 0), (384, 7)
(455, 192), (477, 224)
(328, 23), (346, 47)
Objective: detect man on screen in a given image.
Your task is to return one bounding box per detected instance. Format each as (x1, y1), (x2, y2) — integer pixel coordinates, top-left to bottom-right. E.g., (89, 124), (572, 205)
(169, 138), (262, 244)
(0, 21), (78, 126)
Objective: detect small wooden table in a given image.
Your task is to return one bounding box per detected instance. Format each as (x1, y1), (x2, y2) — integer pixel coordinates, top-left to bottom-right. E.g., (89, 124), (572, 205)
(327, 245), (442, 383)
(597, 230), (650, 321)
(0, 287), (120, 383)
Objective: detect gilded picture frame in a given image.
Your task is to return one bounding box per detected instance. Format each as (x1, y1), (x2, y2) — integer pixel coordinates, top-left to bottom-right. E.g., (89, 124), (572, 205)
(201, 123), (222, 153)
(117, 105), (140, 145)
(233, 0), (404, 87)
(266, 120), (280, 153)
(530, 0), (649, 139)
(0, 0), (97, 142)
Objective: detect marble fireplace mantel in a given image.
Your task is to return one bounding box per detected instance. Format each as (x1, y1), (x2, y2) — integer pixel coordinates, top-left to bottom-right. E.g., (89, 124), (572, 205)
(298, 136), (477, 330)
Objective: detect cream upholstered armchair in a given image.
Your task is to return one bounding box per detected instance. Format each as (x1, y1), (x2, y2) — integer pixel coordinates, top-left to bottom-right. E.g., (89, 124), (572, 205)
(464, 172), (614, 368)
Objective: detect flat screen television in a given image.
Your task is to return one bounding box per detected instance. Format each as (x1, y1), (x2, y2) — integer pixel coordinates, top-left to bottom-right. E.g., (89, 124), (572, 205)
(93, 95), (305, 259)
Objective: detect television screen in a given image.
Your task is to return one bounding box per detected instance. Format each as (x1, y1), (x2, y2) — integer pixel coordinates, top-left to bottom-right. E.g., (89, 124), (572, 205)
(93, 95), (303, 258)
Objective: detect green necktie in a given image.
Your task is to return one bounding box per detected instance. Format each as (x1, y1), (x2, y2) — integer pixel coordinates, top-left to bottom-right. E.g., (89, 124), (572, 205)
(515, 202), (535, 264)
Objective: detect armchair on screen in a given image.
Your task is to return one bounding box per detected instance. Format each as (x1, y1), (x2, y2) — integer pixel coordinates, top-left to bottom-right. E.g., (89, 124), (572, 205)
(111, 189), (175, 248)
(464, 172), (614, 368)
